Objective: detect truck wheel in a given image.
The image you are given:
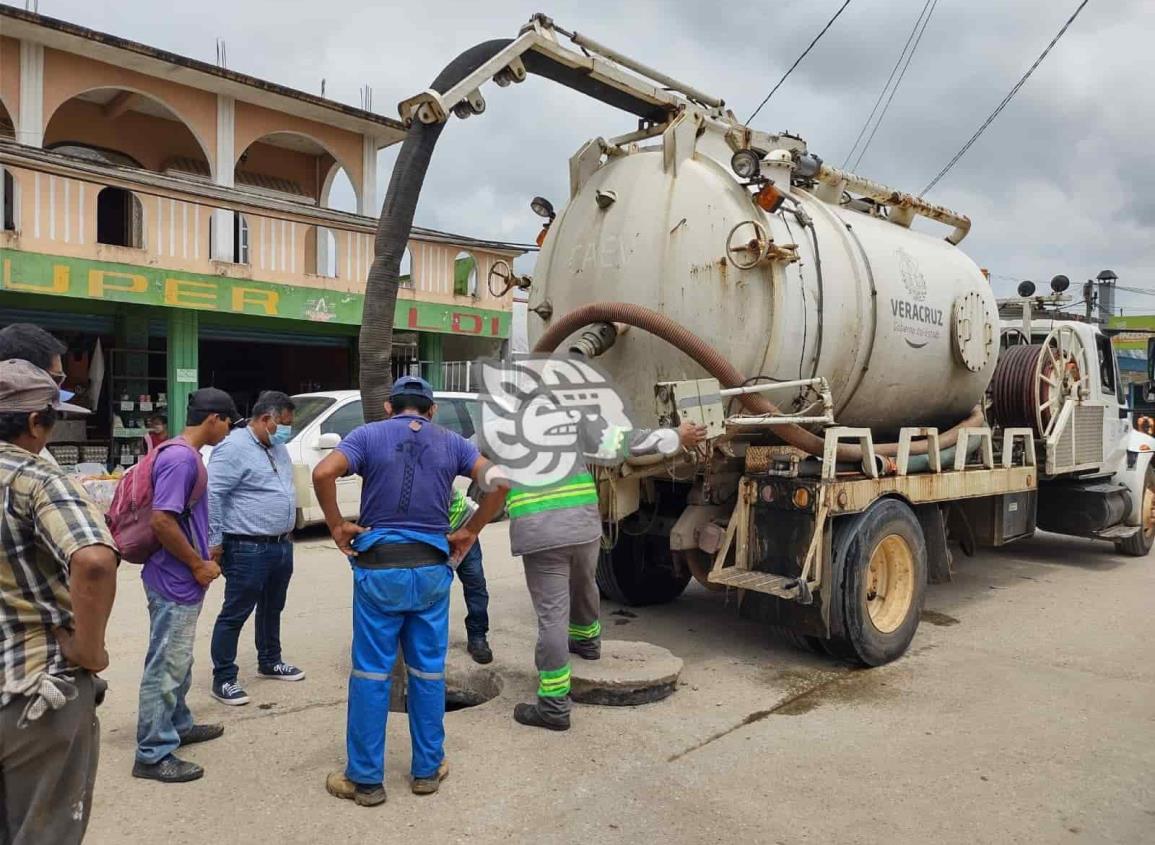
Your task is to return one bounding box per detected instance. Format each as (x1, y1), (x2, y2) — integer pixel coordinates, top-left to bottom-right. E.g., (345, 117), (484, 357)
(772, 626), (827, 655)
(1117, 468), (1155, 556)
(597, 531), (691, 606)
(828, 499), (927, 666)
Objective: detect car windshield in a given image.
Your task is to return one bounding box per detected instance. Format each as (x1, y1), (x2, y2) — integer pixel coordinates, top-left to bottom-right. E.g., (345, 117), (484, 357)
(289, 396), (337, 441)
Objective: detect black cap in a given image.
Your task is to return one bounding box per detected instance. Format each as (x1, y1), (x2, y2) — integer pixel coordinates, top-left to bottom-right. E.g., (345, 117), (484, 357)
(188, 387), (241, 425)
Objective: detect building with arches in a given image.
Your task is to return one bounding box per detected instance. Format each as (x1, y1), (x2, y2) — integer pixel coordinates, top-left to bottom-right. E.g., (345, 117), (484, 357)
(0, 7), (528, 467)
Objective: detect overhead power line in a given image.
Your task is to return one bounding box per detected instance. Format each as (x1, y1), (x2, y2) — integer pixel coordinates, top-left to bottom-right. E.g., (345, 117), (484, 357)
(746, 0), (854, 125)
(1116, 285), (1155, 298)
(842, 0), (934, 169)
(920, 0), (1092, 196)
(849, 0), (940, 171)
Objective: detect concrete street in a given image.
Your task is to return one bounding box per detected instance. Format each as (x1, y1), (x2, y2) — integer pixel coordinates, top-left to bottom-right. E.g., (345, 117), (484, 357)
(87, 525), (1154, 845)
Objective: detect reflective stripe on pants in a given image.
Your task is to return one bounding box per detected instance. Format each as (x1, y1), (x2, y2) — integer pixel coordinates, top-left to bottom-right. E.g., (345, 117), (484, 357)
(346, 564), (452, 784)
(521, 538), (601, 720)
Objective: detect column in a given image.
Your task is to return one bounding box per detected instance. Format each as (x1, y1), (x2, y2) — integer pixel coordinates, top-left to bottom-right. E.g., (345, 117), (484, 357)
(210, 95), (236, 260)
(358, 135), (378, 217)
(115, 309), (150, 400)
(166, 310), (198, 432)
(418, 332), (443, 390)
(18, 41), (44, 148)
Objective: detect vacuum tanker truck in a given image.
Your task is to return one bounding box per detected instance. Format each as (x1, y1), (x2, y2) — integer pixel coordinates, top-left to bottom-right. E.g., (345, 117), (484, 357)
(383, 15), (1155, 665)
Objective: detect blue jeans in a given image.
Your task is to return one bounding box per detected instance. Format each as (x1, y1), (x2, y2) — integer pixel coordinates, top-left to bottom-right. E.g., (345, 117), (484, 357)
(210, 537), (294, 684)
(455, 543), (489, 640)
(136, 587), (202, 764)
(346, 563), (452, 784)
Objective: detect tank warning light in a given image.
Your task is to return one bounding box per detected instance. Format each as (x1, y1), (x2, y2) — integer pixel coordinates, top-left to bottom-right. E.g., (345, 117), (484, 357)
(531, 196), (556, 247)
(755, 183), (785, 214)
(1017, 280), (1036, 298)
(731, 149), (762, 181)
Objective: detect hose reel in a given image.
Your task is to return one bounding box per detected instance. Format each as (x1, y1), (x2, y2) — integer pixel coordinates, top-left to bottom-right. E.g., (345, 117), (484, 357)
(990, 325), (1089, 438)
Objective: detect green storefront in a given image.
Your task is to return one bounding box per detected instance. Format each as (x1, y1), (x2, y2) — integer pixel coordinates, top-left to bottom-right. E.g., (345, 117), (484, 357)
(1, 249), (510, 466)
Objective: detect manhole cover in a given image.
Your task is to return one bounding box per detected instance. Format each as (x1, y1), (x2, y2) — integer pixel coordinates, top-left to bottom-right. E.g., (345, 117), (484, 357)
(571, 640), (683, 706)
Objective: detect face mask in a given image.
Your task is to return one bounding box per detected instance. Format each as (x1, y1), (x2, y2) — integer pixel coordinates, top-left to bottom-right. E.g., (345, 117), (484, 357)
(270, 424), (292, 446)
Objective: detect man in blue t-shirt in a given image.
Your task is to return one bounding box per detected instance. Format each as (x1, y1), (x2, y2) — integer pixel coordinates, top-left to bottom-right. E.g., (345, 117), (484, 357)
(132, 388), (237, 784)
(312, 376), (505, 807)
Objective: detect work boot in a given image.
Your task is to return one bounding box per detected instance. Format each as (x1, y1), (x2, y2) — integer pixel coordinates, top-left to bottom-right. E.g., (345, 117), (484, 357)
(179, 724), (225, 746)
(467, 637), (493, 665)
(325, 770), (386, 807)
(568, 638), (601, 661)
(411, 759), (450, 795)
(513, 702), (570, 732)
(132, 754), (204, 783)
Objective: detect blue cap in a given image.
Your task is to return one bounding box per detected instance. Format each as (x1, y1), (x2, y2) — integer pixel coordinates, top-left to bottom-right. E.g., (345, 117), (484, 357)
(389, 375), (435, 401)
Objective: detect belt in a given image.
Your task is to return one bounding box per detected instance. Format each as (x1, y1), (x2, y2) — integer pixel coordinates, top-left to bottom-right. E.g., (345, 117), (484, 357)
(353, 542), (448, 569)
(223, 532), (292, 544)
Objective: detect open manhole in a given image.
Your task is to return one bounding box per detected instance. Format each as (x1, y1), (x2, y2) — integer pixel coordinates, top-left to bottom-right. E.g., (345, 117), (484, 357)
(444, 666), (502, 712)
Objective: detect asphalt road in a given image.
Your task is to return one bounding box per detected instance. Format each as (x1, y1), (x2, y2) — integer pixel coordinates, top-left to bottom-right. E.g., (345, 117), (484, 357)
(85, 525), (1154, 844)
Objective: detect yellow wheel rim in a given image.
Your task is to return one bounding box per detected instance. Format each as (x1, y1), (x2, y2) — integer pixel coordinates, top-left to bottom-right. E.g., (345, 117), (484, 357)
(865, 534), (915, 634)
(1143, 481), (1155, 540)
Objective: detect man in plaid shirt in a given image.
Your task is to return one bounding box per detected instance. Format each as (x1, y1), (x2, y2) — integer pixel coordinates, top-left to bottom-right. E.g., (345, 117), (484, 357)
(0, 359), (118, 844)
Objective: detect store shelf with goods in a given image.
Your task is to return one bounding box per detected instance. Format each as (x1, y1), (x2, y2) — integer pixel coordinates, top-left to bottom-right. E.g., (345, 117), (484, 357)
(107, 347), (169, 470)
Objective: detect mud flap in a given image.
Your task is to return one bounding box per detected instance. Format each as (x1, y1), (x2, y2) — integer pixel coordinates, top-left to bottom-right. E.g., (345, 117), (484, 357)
(915, 503), (952, 584)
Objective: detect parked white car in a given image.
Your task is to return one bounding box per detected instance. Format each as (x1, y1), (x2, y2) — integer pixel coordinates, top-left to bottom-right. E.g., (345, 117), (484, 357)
(284, 389), (481, 528)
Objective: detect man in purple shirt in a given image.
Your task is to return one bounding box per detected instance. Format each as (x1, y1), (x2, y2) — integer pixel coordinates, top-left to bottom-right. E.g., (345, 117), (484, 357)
(313, 376), (506, 807)
(132, 388), (238, 784)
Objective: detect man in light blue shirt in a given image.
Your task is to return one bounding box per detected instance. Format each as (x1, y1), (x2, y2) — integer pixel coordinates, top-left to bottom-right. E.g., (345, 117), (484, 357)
(206, 391), (301, 706)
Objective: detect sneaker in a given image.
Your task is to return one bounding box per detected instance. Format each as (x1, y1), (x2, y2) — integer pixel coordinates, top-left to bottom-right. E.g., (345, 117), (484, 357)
(466, 638), (493, 665)
(325, 770), (386, 807)
(211, 680), (250, 706)
(258, 662), (306, 681)
(513, 702), (570, 732)
(179, 724), (225, 746)
(411, 759), (449, 795)
(132, 754), (204, 783)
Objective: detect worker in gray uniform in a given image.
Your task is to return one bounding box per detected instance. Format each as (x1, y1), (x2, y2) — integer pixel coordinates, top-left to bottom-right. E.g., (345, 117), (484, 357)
(505, 418), (706, 731)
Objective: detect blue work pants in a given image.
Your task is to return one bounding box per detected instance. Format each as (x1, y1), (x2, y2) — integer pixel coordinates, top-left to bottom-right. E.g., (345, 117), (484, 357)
(346, 563), (452, 784)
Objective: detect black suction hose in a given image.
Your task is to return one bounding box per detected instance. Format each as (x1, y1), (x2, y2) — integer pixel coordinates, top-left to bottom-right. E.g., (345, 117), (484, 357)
(359, 36), (673, 422)
(359, 39), (514, 422)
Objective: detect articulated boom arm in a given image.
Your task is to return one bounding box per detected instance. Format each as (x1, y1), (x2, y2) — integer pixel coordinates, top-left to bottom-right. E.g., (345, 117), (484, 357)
(398, 14), (721, 129)
(395, 13), (972, 245)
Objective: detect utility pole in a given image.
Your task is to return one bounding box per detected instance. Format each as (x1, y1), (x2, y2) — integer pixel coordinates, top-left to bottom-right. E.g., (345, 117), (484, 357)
(1083, 279), (1096, 322)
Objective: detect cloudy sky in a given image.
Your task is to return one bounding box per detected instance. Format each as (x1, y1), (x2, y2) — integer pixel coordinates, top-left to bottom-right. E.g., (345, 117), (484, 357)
(18, 0), (1155, 310)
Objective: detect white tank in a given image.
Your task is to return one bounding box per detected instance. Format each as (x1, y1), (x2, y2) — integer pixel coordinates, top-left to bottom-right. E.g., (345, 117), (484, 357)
(527, 121), (997, 434)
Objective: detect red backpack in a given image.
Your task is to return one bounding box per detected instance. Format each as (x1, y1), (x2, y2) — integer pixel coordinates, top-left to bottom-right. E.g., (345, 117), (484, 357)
(105, 437), (208, 564)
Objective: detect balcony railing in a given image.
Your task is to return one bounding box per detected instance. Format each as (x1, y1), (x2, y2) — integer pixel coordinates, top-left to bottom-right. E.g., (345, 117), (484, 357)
(393, 359), (481, 393)
(0, 141), (518, 311)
